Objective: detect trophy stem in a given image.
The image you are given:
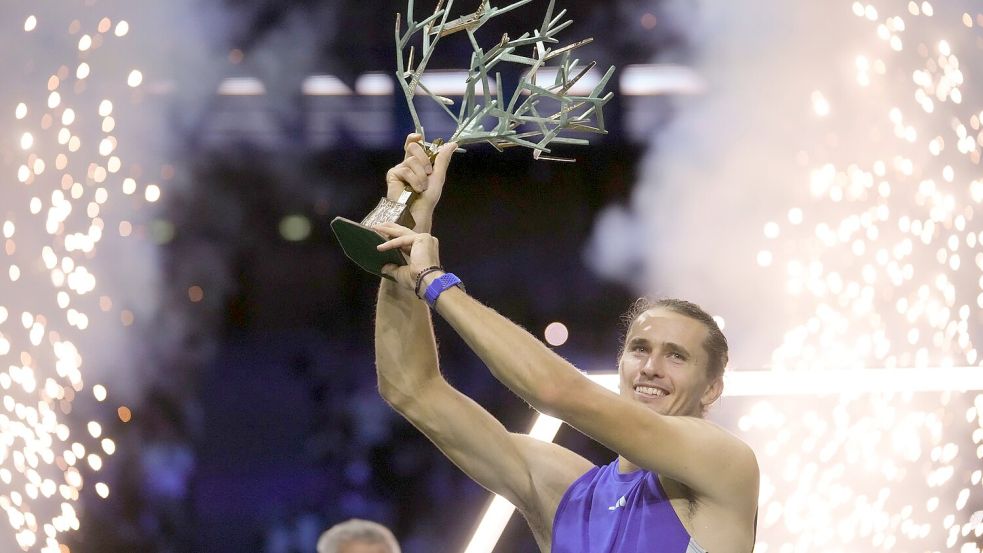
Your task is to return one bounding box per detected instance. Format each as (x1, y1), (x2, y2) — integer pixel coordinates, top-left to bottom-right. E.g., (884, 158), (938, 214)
(422, 137), (445, 164)
(360, 190), (417, 229)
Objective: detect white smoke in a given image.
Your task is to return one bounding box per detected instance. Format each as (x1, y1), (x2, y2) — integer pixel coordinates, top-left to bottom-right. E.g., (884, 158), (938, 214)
(587, 0), (983, 370)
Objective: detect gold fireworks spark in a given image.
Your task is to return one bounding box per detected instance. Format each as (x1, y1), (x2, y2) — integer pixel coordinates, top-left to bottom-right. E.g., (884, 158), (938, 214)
(3, 8), (155, 551)
(748, 2), (983, 551)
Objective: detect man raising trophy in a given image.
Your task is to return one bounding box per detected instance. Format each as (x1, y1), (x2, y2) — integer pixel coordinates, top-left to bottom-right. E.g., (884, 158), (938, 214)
(336, 1), (759, 551)
(370, 131), (758, 552)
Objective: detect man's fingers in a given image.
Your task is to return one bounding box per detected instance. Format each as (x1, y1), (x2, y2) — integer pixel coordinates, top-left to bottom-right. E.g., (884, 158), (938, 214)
(376, 234), (417, 252)
(373, 222), (415, 239)
(402, 133), (423, 154)
(431, 141), (458, 180)
(406, 142), (433, 174)
(390, 165), (426, 193)
(404, 157), (431, 183)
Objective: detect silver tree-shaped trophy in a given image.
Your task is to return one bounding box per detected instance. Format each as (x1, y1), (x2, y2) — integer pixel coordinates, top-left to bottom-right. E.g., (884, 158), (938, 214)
(331, 0), (615, 278)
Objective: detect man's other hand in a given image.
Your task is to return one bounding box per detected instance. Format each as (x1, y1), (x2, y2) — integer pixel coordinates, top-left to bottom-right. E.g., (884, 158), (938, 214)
(374, 222), (443, 293)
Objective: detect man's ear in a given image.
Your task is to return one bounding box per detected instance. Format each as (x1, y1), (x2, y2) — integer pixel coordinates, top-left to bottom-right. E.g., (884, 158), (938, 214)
(701, 376), (724, 409)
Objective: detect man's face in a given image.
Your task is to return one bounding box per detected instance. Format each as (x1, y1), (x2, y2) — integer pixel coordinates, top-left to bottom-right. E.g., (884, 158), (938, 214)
(618, 307), (719, 417)
(338, 541), (391, 553)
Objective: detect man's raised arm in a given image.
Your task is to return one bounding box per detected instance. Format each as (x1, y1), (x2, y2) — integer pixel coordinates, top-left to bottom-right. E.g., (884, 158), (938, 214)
(373, 134), (454, 402)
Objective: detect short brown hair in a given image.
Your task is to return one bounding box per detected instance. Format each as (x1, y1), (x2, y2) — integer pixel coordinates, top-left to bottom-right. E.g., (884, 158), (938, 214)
(620, 297), (729, 380)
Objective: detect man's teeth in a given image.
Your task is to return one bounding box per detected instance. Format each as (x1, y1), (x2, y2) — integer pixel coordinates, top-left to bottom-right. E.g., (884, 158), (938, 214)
(636, 386), (667, 397)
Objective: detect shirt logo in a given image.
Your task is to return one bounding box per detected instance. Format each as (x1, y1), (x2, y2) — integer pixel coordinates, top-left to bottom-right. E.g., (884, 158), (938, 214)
(608, 495), (627, 511)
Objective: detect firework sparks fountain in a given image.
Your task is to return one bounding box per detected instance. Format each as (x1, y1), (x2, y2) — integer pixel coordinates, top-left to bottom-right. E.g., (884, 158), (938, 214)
(2, 3), (164, 551)
(745, 3), (983, 550)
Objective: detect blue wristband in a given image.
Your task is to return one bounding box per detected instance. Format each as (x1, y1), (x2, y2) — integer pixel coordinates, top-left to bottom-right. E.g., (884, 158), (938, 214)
(424, 273), (463, 307)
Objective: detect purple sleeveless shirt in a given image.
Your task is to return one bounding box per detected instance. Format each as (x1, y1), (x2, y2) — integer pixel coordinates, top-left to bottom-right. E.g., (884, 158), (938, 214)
(551, 459), (707, 553)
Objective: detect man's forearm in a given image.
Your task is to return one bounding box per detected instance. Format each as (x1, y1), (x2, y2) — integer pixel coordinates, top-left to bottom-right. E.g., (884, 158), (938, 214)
(375, 279), (441, 405)
(431, 286), (579, 411)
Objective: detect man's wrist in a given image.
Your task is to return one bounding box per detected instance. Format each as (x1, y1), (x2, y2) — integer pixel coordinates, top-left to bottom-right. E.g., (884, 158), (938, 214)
(423, 272), (464, 307)
(414, 266), (445, 297)
(412, 209), (434, 234)
(420, 268), (446, 290)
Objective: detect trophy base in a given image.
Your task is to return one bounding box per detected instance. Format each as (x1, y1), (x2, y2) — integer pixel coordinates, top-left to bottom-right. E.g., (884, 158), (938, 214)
(331, 217), (407, 280)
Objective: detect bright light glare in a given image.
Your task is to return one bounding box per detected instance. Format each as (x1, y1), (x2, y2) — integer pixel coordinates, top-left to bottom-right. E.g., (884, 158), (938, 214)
(544, 322), (569, 346)
(126, 70), (143, 87)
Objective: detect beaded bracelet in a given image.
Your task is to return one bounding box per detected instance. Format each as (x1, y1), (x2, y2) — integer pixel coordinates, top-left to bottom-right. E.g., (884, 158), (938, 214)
(414, 265), (444, 298)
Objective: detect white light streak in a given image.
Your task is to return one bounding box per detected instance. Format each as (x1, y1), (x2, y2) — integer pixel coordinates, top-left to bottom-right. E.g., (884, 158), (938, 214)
(354, 73), (395, 96)
(216, 77), (266, 96)
(301, 75), (353, 96)
(416, 70), (494, 96)
(620, 64), (706, 96)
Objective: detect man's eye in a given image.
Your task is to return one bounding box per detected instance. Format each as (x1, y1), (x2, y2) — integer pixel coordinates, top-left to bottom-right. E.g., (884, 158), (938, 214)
(668, 352), (685, 360)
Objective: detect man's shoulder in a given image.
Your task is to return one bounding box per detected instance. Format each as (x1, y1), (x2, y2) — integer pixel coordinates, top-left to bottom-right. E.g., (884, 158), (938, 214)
(685, 415), (758, 462)
(660, 415), (759, 503)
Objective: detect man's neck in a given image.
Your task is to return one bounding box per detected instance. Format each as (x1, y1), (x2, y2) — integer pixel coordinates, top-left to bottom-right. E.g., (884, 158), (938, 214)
(617, 456), (641, 474)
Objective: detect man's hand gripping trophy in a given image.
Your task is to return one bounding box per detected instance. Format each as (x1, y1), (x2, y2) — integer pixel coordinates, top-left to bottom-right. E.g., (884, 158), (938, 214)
(371, 133), (456, 290)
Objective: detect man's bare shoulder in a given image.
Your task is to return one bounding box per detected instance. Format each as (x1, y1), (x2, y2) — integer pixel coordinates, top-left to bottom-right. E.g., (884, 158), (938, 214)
(671, 415), (759, 475)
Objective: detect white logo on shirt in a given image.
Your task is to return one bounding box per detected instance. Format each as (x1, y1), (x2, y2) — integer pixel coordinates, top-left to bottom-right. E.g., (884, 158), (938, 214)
(608, 495), (627, 511)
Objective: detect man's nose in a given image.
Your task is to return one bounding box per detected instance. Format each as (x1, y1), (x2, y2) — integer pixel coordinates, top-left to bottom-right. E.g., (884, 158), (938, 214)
(640, 354), (664, 378)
